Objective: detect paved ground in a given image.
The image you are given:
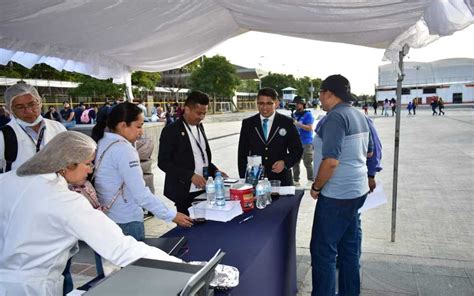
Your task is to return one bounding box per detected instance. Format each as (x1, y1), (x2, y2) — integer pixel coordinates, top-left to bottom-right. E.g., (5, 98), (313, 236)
(72, 106), (474, 295)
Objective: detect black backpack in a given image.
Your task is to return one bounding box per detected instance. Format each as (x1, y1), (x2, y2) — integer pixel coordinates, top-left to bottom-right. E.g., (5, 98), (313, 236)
(0, 125), (18, 173)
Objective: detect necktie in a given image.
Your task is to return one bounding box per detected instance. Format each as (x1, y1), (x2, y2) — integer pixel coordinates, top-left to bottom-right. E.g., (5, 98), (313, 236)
(263, 118), (269, 140)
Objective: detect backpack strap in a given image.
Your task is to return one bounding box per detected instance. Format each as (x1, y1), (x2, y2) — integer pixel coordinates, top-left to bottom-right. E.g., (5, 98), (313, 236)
(1, 125), (18, 173)
(92, 139), (128, 211)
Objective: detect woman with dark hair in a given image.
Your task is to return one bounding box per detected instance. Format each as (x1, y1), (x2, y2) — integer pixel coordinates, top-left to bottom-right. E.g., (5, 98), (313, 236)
(91, 102), (192, 242)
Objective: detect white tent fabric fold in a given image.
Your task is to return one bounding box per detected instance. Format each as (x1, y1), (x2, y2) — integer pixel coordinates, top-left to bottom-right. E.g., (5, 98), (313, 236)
(0, 0), (472, 83)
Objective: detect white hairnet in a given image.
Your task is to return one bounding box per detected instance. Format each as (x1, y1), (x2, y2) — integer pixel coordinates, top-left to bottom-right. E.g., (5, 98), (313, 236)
(17, 131), (97, 176)
(3, 83), (42, 112)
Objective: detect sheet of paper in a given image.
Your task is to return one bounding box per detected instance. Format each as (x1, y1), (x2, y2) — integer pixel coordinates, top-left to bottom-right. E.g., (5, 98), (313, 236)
(278, 186), (296, 195)
(359, 183), (387, 213)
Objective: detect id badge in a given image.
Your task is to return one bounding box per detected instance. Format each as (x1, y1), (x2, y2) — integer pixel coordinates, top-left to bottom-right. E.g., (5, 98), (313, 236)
(202, 166), (209, 178)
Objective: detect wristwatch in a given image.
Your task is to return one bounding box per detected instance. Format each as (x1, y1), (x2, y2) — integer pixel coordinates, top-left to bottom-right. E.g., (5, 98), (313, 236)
(311, 184), (321, 192)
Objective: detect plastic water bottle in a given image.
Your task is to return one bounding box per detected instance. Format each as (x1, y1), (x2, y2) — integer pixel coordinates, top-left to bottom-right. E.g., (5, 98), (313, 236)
(206, 177), (216, 206)
(263, 177), (272, 206)
(214, 172), (226, 207)
(255, 180), (267, 209)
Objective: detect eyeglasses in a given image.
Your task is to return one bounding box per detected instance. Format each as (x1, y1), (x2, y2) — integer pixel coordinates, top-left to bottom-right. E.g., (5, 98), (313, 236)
(84, 162), (95, 169)
(257, 102), (275, 107)
(12, 101), (40, 112)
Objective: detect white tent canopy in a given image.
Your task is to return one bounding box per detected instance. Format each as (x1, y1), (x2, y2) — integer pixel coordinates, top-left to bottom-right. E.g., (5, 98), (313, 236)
(0, 0), (473, 87)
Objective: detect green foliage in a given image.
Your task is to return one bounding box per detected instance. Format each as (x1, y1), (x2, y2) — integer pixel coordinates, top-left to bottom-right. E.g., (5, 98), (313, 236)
(294, 76), (322, 99)
(236, 79), (259, 93)
(189, 55), (240, 98)
(357, 94), (375, 103)
(69, 77), (125, 98)
(131, 71), (161, 91)
(260, 73), (296, 97)
(0, 62), (83, 81)
(261, 73), (322, 99)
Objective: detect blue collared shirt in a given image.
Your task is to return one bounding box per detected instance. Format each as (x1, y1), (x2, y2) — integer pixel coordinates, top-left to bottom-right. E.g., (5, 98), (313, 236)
(315, 113), (382, 177)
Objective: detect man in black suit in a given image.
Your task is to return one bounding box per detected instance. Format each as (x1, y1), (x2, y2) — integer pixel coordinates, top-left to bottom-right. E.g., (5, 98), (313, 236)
(238, 87), (303, 186)
(158, 91), (223, 214)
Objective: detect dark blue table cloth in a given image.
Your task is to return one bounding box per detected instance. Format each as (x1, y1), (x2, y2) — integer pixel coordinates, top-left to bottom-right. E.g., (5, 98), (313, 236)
(161, 190), (304, 296)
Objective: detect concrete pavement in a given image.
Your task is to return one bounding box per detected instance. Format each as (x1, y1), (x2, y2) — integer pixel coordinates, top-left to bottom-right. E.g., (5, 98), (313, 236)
(72, 107), (474, 295)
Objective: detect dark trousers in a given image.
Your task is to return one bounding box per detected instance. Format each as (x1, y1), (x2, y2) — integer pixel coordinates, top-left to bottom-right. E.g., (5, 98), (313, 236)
(310, 194), (367, 296)
(176, 190), (205, 215)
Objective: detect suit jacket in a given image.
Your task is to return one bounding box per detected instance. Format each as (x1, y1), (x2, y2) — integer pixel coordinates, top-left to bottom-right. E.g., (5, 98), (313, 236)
(158, 118), (217, 204)
(238, 112), (303, 186)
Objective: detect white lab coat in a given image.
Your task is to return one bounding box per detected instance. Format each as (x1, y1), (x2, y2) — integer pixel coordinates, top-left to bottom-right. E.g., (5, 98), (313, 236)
(0, 172), (181, 295)
(0, 118), (66, 171)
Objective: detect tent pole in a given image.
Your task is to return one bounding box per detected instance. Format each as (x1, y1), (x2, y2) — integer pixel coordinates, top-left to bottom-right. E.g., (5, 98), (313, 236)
(391, 44), (408, 242)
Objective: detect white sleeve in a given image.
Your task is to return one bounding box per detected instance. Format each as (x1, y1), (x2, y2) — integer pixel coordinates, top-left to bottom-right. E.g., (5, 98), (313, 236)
(115, 145), (177, 222)
(64, 197), (181, 266)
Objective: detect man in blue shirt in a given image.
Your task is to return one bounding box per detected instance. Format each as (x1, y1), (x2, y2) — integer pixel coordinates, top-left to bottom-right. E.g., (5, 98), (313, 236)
(310, 74), (373, 296)
(291, 96), (314, 187)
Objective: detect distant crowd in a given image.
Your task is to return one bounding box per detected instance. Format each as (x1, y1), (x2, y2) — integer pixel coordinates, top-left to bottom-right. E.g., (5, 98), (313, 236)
(360, 97), (446, 117)
(0, 98), (192, 130)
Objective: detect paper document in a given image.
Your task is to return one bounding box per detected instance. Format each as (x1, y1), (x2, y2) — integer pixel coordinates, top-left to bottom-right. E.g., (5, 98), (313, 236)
(358, 183), (387, 213)
(278, 186), (296, 195)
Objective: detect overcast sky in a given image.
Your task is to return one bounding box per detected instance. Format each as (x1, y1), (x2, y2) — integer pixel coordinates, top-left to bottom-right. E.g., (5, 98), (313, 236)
(205, 25), (474, 95)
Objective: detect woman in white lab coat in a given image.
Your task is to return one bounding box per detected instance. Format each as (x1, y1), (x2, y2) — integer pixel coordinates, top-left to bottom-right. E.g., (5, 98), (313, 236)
(91, 102), (192, 241)
(0, 131), (181, 295)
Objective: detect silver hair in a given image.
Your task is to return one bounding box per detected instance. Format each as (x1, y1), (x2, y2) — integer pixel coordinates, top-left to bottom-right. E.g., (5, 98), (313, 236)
(3, 83), (42, 112)
(17, 131), (97, 176)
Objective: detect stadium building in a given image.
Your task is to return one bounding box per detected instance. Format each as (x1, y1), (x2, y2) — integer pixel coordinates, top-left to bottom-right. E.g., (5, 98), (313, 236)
(376, 58), (474, 104)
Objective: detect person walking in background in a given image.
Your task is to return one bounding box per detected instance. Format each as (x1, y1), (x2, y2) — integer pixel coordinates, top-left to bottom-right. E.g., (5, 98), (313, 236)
(438, 97), (445, 115)
(363, 102), (368, 115)
(412, 98), (417, 115)
(383, 99), (390, 117)
(372, 100), (378, 115)
(431, 99), (438, 116)
(407, 101), (413, 115)
(390, 98), (396, 116)
(291, 96), (314, 188)
(238, 87), (303, 186)
(310, 74), (372, 296)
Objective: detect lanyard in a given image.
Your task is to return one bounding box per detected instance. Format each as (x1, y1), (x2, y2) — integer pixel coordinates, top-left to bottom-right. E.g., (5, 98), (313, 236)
(19, 125), (46, 153)
(183, 121), (207, 163)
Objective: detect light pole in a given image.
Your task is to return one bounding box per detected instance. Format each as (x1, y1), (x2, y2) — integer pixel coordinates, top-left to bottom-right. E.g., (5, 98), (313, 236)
(414, 65), (420, 104)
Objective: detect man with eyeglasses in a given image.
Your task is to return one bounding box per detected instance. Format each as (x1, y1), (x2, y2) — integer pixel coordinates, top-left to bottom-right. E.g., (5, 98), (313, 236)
(0, 83), (66, 173)
(310, 74), (373, 296)
(238, 87), (302, 186)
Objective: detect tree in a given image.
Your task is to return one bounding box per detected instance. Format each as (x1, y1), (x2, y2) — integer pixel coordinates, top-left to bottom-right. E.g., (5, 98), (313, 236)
(131, 71), (161, 91)
(260, 73), (296, 97)
(189, 55), (240, 99)
(159, 58), (202, 101)
(0, 62), (31, 79)
(69, 76), (125, 98)
(294, 76), (322, 100)
(236, 79), (259, 93)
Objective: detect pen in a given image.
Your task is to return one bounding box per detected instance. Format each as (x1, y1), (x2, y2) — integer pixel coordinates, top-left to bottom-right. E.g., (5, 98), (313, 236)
(239, 215), (254, 224)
